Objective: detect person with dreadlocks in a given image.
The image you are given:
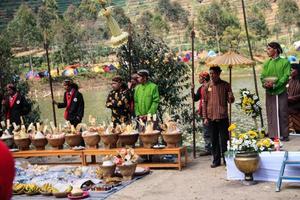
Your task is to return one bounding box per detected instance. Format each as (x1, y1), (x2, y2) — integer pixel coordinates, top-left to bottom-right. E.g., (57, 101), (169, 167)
(288, 62), (300, 134)
(261, 42), (291, 141)
(192, 71), (211, 156)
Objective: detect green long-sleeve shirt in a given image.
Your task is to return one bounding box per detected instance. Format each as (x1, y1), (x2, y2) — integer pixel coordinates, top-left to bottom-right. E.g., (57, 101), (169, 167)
(134, 81), (160, 116)
(260, 57), (291, 95)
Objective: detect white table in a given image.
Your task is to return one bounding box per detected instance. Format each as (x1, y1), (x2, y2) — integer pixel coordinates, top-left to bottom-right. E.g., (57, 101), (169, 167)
(226, 151), (300, 182)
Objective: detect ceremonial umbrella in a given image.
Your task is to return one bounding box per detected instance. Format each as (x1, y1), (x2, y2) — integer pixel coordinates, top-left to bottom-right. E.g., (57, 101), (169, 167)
(206, 51), (255, 123)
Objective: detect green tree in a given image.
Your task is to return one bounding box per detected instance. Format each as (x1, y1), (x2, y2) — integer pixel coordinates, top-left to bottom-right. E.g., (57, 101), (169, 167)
(112, 6), (131, 29)
(116, 31), (190, 117)
(63, 4), (78, 24)
(52, 19), (83, 65)
(77, 0), (98, 21)
(247, 7), (269, 42)
(137, 11), (153, 31)
(255, 0), (272, 10)
(222, 26), (247, 50)
(136, 11), (169, 36)
(197, 0), (240, 52)
(277, 0), (300, 44)
(43, 0), (58, 12)
(37, 1), (59, 42)
(6, 4), (43, 70)
(6, 4), (42, 49)
(157, 0), (189, 28)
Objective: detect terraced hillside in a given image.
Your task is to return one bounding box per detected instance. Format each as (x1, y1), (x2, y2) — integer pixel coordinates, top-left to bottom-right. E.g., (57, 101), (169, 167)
(0, 0), (81, 29)
(1, 0), (300, 46)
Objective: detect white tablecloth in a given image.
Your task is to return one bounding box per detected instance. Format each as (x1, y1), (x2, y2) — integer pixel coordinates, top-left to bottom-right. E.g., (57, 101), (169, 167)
(226, 151), (300, 182)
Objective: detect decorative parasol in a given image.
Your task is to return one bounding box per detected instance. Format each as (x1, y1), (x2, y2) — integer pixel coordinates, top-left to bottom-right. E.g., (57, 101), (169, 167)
(206, 51), (255, 123)
(206, 51), (254, 68)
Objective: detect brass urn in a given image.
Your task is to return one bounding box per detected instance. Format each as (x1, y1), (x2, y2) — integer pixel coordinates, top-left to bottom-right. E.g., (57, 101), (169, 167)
(234, 152), (260, 183)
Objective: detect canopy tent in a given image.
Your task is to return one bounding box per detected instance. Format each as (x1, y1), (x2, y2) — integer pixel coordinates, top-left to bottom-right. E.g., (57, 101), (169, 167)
(26, 70), (40, 80)
(288, 55), (298, 63)
(64, 63), (80, 69)
(62, 68), (78, 77)
(206, 51), (255, 123)
(294, 41), (300, 51)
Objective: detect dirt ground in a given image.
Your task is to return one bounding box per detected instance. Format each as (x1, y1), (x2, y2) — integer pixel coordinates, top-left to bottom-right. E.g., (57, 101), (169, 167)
(108, 135), (300, 200)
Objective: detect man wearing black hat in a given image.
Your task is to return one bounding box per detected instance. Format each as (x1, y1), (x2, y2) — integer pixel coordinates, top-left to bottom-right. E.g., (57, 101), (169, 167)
(261, 42), (291, 141)
(134, 69), (160, 125)
(53, 79), (84, 127)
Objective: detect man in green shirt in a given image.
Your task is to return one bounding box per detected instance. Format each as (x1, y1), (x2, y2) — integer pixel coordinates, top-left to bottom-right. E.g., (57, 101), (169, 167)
(260, 42), (291, 141)
(134, 69), (160, 126)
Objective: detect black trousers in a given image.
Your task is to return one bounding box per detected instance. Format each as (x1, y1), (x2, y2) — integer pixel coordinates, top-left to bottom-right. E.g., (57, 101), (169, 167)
(208, 118), (229, 165)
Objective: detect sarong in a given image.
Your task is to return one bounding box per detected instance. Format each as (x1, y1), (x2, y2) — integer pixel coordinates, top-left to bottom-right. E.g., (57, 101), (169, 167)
(266, 91), (289, 138)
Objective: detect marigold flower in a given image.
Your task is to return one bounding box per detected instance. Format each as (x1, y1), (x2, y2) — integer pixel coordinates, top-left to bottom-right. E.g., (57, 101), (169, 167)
(228, 123), (237, 131)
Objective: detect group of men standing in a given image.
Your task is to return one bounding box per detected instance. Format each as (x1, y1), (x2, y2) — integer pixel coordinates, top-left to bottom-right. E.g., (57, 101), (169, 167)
(193, 41), (300, 168)
(105, 69), (160, 128)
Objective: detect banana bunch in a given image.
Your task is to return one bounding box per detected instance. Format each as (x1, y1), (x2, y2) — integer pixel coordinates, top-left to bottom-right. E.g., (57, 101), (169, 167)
(40, 183), (54, 193)
(65, 185), (73, 193)
(13, 183), (26, 194)
(52, 185), (73, 193)
(24, 183), (40, 194)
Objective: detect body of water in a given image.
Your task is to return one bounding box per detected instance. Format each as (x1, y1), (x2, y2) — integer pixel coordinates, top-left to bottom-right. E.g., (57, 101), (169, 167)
(37, 88), (111, 125)
(36, 75), (267, 128)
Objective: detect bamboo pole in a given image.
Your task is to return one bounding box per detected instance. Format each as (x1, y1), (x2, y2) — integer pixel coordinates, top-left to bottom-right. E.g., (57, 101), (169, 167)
(241, 0), (264, 128)
(191, 25), (196, 159)
(44, 32), (57, 127)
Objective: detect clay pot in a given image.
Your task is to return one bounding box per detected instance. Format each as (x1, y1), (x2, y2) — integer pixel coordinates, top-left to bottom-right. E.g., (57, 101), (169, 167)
(162, 133), (182, 148)
(100, 164), (116, 178)
(83, 134), (100, 149)
(14, 138), (31, 151)
(65, 134), (83, 148)
(31, 138), (48, 150)
(100, 134), (118, 149)
(139, 131), (160, 148)
(47, 138), (65, 149)
(118, 134), (139, 147)
(118, 163), (137, 181)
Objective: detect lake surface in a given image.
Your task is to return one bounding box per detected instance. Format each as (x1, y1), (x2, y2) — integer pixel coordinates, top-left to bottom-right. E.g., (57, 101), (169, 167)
(36, 75), (267, 128)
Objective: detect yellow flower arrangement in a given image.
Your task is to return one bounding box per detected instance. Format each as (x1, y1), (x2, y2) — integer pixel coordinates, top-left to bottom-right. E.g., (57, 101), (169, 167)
(228, 124), (274, 154)
(236, 88), (261, 119)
